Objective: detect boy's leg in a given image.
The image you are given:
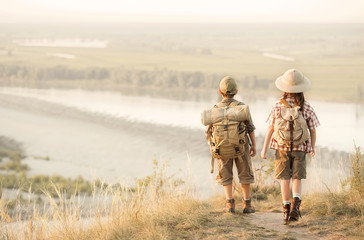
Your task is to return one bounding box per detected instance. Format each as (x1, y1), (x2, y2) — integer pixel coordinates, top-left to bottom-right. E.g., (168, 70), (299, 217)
(236, 146), (255, 213)
(241, 184), (250, 200)
(224, 184), (233, 200)
(241, 183), (255, 213)
(216, 159), (235, 213)
(223, 184), (235, 213)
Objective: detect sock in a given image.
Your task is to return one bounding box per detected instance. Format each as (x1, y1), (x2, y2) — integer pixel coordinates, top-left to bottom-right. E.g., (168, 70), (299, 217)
(293, 193), (301, 199)
(244, 198), (250, 201)
(283, 201), (290, 205)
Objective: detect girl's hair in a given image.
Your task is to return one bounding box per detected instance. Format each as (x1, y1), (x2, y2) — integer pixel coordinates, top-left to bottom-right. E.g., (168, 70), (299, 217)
(282, 92), (305, 111)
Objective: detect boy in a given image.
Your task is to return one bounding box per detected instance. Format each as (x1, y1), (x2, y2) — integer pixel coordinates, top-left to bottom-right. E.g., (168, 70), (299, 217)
(206, 76), (256, 213)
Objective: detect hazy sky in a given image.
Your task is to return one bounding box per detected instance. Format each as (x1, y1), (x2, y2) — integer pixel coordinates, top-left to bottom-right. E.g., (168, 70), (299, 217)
(1, 0), (364, 23)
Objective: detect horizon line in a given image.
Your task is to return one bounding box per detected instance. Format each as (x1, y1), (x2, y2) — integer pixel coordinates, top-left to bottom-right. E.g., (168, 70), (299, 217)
(1, 21), (364, 24)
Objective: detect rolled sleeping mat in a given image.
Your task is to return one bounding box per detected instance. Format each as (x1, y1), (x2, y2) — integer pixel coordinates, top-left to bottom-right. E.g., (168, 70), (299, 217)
(201, 105), (250, 126)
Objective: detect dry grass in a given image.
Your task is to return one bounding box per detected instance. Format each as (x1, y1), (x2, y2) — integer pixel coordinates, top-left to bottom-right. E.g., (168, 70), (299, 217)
(301, 145), (364, 239)
(1, 147), (363, 239)
(0, 161), (209, 240)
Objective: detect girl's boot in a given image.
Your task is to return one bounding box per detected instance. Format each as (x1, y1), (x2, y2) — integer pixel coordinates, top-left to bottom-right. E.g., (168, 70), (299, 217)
(289, 197), (302, 221)
(283, 203), (291, 225)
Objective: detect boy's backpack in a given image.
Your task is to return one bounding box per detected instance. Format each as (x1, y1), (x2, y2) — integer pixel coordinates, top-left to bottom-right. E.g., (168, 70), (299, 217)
(272, 99), (310, 151)
(202, 101), (250, 173)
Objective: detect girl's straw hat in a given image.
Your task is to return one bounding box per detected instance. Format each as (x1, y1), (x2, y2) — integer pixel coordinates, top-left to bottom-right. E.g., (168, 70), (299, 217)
(275, 69), (311, 93)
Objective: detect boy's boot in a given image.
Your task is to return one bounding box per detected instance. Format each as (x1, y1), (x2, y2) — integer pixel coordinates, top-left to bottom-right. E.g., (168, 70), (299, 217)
(224, 199), (235, 213)
(289, 197), (302, 221)
(283, 203), (291, 225)
(242, 199), (255, 213)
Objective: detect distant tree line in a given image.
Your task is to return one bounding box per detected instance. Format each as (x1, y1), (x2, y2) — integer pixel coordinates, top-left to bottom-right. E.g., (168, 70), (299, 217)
(0, 64), (272, 90)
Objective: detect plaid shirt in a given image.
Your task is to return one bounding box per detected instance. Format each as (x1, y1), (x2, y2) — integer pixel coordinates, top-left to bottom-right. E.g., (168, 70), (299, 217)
(266, 97), (320, 153)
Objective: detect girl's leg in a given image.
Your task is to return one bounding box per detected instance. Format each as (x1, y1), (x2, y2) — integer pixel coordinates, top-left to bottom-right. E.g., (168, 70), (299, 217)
(292, 179), (302, 198)
(281, 179), (290, 202)
(290, 179), (302, 221)
(281, 179), (291, 225)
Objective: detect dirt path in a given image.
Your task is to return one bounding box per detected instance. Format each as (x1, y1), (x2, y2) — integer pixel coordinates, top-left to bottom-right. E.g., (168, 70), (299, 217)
(196, 208), (321, 240)
(245, 212), (319, 240)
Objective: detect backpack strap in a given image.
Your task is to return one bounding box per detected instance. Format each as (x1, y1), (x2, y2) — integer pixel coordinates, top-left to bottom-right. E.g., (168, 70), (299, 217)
(281, 98), (295, 151)
(215, 99), (240, 108)
(235, 146), (244, 162)
(229, 101), (240, 107)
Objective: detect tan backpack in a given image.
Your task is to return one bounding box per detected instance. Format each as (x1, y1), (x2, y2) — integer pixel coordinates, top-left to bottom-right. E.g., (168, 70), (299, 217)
(202, 101), (250, 173)
(272, 99), (310, 151)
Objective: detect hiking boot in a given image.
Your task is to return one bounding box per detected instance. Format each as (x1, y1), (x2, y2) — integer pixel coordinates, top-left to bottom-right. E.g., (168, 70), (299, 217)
(242, 199), (255, 213)
(283, 203), (291, 225)
(289, 197), (302, 221)
(224, 199), (235, 213)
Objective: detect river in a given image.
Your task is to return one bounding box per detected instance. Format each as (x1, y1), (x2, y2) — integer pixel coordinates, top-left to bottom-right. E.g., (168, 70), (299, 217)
(0, 87), (362, 196)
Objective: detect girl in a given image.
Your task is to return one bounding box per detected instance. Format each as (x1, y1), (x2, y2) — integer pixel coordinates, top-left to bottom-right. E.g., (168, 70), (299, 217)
(261, 69), (320, 225)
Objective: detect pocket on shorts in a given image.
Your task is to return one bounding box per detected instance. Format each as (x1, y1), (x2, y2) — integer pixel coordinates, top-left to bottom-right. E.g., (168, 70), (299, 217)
(275, 150), (288, 162)
(274, 151), (289, 179)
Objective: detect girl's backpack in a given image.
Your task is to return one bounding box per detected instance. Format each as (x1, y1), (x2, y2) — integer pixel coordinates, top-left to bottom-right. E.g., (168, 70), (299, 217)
(272, 99), (310, 151)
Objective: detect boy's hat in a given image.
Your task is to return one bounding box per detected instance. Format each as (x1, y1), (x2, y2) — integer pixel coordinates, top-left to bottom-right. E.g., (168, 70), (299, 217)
(275, 69), (311, 93)
(219, 76), (238, 94)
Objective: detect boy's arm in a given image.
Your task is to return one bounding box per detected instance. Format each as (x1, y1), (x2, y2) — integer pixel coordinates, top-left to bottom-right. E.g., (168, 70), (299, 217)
(249, 131), (256, 157)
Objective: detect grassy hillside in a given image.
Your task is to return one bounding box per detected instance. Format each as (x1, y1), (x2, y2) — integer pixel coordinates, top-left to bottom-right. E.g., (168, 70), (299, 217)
(1, 143), (363, 239)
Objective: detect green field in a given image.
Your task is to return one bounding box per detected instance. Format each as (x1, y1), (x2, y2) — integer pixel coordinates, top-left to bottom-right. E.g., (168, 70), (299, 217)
(0, 23), (363, 101)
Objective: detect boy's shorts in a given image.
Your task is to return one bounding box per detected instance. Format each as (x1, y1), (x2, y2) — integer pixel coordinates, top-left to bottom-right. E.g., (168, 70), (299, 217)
(216, 146), (255, 185)
(275, 150), (306, 180)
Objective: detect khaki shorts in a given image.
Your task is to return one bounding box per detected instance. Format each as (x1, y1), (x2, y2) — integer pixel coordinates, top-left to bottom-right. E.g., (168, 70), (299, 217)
(216, 145), (255, 185)
(275, 151), (306, 180)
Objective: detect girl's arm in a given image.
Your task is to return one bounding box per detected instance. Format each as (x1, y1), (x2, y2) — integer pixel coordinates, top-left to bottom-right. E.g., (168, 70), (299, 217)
(309, 129), (317, 157)
(261, 125), (274, 159)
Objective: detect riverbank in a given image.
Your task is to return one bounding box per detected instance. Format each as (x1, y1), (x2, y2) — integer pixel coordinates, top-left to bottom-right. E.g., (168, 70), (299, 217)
(1, 86), (363, 151)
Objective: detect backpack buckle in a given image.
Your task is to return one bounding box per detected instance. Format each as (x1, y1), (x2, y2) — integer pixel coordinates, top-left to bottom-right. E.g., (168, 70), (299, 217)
(234, 147), (240, 154)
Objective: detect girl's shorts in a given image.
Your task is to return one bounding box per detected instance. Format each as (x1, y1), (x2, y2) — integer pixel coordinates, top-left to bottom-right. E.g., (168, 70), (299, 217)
(274, 150), (306, 180)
